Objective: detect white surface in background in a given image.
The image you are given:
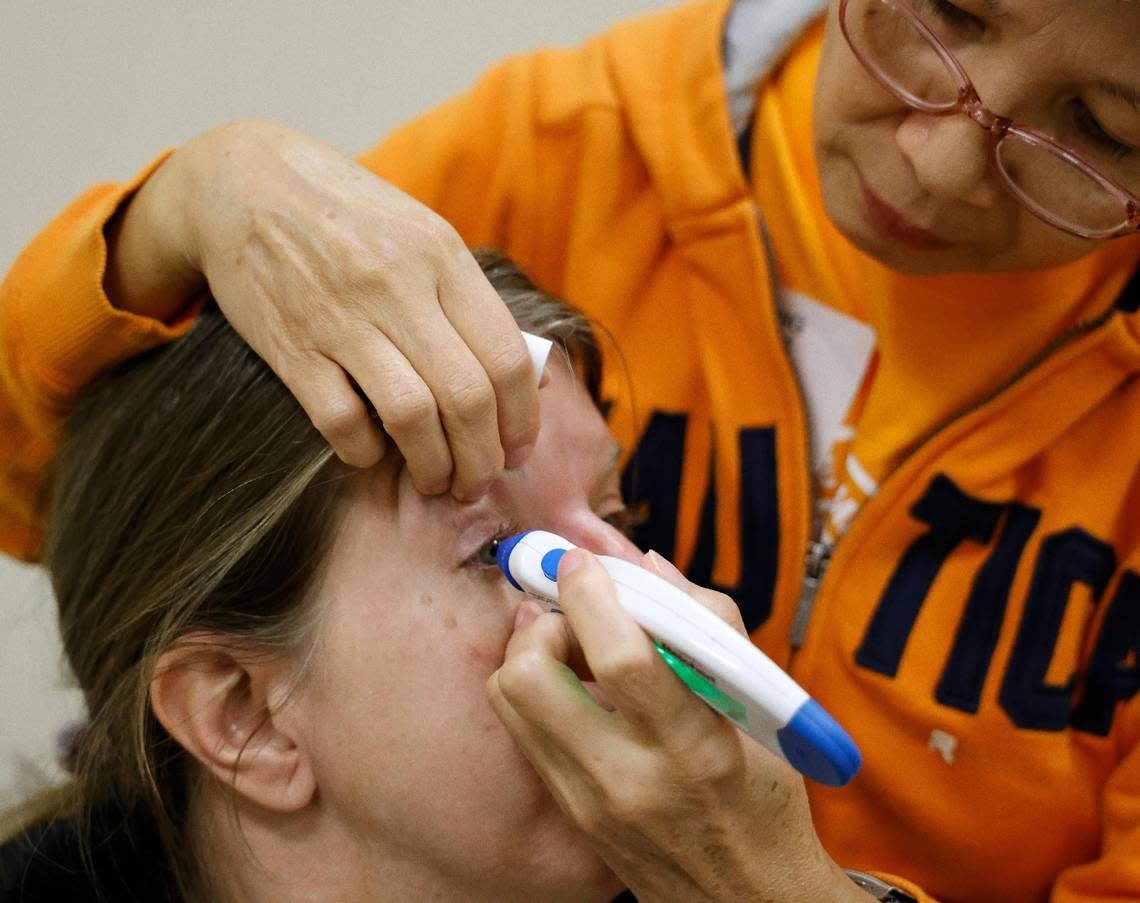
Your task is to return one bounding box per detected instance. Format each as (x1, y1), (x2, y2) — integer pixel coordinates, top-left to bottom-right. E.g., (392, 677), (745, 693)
(0, 0), (676, 804)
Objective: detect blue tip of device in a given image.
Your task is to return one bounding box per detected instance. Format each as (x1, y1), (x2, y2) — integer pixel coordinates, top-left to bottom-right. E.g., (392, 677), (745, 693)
(496, 532), (529, 591)
(776, 699), (862, 787)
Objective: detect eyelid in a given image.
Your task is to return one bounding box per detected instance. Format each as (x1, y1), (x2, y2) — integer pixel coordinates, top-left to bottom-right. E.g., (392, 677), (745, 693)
(1071, 99), (1135, 155)
(460, 520), (521, 569)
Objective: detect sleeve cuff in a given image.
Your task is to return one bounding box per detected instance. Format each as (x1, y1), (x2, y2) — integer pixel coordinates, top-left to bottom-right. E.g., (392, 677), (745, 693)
(867, 872), (934, 902)
(12, 148), (198, 408)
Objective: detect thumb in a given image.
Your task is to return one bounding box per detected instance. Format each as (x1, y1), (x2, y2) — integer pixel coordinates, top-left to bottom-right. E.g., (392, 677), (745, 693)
(643, 550), (747, 636)
(643, 549), (691, 591)
(504, 599), (547, 655)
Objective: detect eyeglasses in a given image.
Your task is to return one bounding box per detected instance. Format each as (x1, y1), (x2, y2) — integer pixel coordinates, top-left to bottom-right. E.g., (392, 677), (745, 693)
(838, 0), (1140, 240)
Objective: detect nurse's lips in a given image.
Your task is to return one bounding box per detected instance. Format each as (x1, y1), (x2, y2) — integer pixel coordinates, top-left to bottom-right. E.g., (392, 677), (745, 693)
(862, 184), (956, 251)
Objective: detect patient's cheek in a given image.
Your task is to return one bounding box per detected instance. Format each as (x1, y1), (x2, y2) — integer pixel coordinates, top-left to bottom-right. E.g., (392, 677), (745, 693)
(464, 636), (509, 673)
(461, 611), (517, 675)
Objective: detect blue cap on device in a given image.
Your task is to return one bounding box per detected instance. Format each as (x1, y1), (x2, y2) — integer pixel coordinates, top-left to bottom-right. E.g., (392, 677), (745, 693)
(496, 533), (527, 591)
(777, 700), (863, 787)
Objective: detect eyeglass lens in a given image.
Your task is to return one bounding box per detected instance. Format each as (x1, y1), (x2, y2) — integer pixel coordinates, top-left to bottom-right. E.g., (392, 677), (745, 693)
(844, 0), (1134, 235)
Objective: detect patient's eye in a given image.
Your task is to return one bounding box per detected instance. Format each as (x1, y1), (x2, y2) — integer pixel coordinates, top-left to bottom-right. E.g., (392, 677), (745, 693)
(475, 537), (501, 567)
(462, 522), (520, 571)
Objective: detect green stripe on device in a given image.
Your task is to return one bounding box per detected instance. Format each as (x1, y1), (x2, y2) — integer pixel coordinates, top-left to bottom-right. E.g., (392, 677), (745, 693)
(654, 642), (749, 730)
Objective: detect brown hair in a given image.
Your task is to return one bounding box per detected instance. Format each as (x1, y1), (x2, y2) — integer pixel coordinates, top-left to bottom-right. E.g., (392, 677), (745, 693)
(1, 250), (600, 900)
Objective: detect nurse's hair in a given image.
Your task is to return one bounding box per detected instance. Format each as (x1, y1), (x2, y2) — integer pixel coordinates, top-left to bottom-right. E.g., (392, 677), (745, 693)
(2, 250), (601, 900)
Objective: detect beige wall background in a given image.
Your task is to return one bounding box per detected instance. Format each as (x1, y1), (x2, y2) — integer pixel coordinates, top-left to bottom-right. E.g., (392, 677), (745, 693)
(0, 0), (676, 804)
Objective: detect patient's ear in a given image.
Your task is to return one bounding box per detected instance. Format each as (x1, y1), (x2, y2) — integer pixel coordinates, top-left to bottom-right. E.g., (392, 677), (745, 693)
(150, 637), (316, 813)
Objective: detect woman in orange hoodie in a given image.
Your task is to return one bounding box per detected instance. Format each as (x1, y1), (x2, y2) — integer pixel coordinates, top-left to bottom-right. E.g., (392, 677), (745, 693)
(4, 0), (1140, 900)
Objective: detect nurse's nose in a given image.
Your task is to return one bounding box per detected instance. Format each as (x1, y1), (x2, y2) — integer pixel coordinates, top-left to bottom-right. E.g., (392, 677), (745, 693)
(896, 110), (1001, 208)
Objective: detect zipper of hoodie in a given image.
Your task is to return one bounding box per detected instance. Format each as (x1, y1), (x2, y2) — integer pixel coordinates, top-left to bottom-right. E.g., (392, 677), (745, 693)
(751, 210), (823, 652)
(790, 298), (1121, 650)
(751, 207), (1124, 652)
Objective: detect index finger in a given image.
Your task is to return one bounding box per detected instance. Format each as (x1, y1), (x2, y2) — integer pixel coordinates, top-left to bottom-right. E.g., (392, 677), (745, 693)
(554, 549), (716, 744)
(436, 247), (541, 469)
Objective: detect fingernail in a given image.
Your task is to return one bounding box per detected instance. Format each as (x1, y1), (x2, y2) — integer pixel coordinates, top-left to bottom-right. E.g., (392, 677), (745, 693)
(504, 441), (535, 470)
(456, 479), (494, 502)
(420, 477), (451, 496)
(645, 549), (687, 585)
(513, 599), (543, 630)
(557, 547), (589, 577)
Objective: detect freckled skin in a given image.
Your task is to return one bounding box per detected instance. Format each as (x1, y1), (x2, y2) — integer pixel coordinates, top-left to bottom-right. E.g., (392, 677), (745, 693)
(283, 362), (639, 901)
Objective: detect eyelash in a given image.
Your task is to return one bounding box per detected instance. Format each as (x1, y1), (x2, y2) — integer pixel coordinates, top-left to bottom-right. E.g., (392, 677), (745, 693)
(918, 0), (985, 34)
(1070, 100), (1133, 160)
(461, 504), (648, 571)
(464, 520), (522, 571)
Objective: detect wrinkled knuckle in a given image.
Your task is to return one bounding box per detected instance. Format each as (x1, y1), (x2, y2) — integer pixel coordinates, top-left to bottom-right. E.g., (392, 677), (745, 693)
(593, 644), (657, 690)
(444, 377), (497, 424)
(485, 343), (532, 387)
(416, 460), (453, 494)
(496, 651), (547, 703)
(682, 735), (745, 786)
(603, 780), (655, 829)
(310, 398), (361, 440)
(382, 388), (437, 434)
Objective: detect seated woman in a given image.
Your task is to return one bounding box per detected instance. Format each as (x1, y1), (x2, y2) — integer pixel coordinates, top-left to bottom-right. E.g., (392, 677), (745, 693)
(0, 252), (639, 903)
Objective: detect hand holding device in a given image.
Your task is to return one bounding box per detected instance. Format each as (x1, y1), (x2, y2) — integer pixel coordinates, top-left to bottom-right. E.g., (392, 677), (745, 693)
(496, 530), (862, 786)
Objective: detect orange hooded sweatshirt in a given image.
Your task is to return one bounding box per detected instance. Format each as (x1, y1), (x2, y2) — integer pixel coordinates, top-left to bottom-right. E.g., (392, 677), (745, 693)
(5, 1), (1140, 900)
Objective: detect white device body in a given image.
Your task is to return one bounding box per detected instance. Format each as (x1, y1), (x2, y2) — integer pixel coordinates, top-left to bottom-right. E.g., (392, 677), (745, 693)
(521, 332), (553, 385)
(498, 530), (861, 786)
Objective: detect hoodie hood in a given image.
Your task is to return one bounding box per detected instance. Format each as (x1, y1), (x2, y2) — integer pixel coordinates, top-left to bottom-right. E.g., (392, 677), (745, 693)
(598, 0), (825, 226)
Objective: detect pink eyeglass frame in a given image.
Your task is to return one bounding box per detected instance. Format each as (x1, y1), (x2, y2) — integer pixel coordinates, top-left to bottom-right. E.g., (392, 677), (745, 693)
(838, 0), (1140, 240)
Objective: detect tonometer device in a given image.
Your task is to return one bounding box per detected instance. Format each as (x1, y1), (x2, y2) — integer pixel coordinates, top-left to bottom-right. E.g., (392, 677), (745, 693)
(496, 530), (862, 787)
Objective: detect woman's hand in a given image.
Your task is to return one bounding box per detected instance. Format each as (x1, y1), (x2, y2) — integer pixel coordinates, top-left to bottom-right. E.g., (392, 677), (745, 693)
(487, 550), (866, 903)
(103, 120), (538, 498)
